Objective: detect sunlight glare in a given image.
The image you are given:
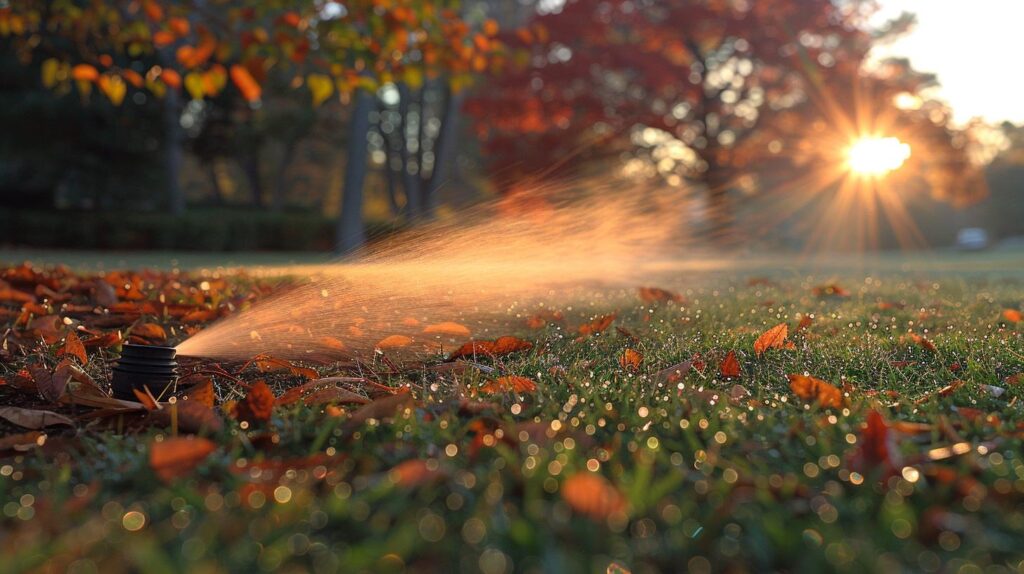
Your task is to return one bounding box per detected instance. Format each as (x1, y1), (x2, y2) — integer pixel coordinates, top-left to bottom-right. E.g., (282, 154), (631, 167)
(846, 136), (911, 176)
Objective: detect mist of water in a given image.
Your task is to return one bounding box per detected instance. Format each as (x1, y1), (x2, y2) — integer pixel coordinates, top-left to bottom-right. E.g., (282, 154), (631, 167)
(174, 184), (708, 361)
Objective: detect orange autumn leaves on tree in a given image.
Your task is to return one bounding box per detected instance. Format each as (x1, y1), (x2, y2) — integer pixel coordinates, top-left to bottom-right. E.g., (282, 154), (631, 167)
(10, 0), (506, 106)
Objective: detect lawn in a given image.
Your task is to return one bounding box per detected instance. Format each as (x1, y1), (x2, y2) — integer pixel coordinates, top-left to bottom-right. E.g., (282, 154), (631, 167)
(1, 255), (1023, 573)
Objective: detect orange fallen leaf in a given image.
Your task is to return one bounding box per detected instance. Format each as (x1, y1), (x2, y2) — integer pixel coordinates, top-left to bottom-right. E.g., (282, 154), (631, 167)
(131, 322), (167, 342)
(181, 376), (215, 408)
(132, 386), (162, 411)
(795, 315), (813, 333)
(235, 380), (275, 425)
(719, 351), (741, 378)
(561, 473), (627, 522)
(422, 321), (471, 337)
(82, 330), (122, 349)
(1002, 309), (1022, 323)
(390, 459), (443, 488)
(910, 333), (936, 352)
(253, 355), (318, 379)
(619, 348), (643, 370)
(376, 334), (414, 350)
(149, 436), (217, 482)
(448, 336), (533, 360)
(754, 323), (791, 356)
(58, 331), (88, 365)
(638, 286), (684, 304)
(788, 374), (844, 408)
(577, 313), (616, 338)
(480, 375), (538, 394)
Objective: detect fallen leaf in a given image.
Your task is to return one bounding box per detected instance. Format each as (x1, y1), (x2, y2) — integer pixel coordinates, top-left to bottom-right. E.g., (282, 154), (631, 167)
(390, 459), (443, 488)
(344, 390), (415, 433)
(1002, 309), (1022, 323)
(795, 315), (813, 333)
(447, 336), (533, 361)
(29, 361), (74, 403)
(422, 322), (471, 337)
(719, 351), (741, 378)
(180, 376), (215, 408)
(132, 386), (162, 411)
(619, 348), (643, 370)
(149, 436), (217, 481)
(654, 360), (692, 384)
(235, 380), (275, 425)
(788, 374), (844, 408)
(638, 286), (684, 304)
(578, 313), (616, 338)
(57, 331), (88, 365)
(131, 322), (167, 342)
(0, 406), (74, 429)
(0, 431), (46, 453)
(848, 410), (898, 476)
(561, 472), (627, 521)
(754, 323), (790, 356)
(82, 330), (122, 349)
(480, 376), (538, 394)
(252, 355), (318, 379)
(910, 334), (937, 352)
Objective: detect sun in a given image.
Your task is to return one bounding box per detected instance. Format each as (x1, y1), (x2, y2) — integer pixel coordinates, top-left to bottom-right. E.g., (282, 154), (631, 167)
(846, 136), (911, 176)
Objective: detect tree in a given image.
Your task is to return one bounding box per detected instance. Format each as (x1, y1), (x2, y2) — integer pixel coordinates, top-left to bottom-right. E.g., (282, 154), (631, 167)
(466, 0), (985, 240)
(0, 1), (503, 251)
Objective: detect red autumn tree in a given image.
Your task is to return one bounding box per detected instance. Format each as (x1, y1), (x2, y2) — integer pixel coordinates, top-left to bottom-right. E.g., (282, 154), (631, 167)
(467, 1), (985, 239)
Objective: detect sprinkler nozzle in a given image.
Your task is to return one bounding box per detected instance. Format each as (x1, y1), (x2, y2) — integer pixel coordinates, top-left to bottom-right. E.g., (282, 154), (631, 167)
(111, 344), (178, 401)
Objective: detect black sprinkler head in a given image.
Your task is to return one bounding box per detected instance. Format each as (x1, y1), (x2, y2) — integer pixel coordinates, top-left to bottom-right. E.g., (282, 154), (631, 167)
(111, 344), (178, 401)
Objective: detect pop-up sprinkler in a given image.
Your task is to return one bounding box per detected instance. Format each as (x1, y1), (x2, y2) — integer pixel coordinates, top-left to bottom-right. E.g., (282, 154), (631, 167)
(111, 344), (178, 400)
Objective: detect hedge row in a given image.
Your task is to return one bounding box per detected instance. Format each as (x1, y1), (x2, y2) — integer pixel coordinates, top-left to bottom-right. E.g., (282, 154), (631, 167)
(0, 209), (372, 251)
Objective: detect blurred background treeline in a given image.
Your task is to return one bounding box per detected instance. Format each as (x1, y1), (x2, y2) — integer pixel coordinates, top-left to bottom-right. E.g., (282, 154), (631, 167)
(0, 0), (1021, 252)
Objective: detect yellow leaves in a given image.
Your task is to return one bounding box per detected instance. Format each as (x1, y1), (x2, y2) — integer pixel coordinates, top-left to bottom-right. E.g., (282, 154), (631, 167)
(185, 72), (206, 100)
(230, 64), (261, 102)
(422, 321), (471, 337)
(619, 348), (642, 370)
(149, 436), (216, 482)
(402, 66), (424, 90)
(753, 323), (793, 356)
(480, 375), (537, 394)
(41, 58), (64, 89)
(787, 374), (844, 408)
(561, 473), (627, 522)
(307, 73), (334, 106)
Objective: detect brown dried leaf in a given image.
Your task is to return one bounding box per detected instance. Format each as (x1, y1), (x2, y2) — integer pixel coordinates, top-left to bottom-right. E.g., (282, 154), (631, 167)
(235, 380), (275, 425)
(29, 361), (73, 403)
(0, 406), (74, 429)
(637, 286), (685, 304)
(180, 376), (215, 408)
(447, 336), (533, 361)
(57, 331), (88, 365)
(131, 322), (167, 342)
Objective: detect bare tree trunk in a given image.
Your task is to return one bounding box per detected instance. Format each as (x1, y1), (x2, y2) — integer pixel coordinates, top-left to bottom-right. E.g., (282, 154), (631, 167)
(397, 83), (422, 219)
(242, 151), (264, 208)
(424, 82), (462, 219)
(163, 87), (186, 215)
(336, 88), (374, 254)
(206, 161), (224, 205)
(271, 140), (297, 212)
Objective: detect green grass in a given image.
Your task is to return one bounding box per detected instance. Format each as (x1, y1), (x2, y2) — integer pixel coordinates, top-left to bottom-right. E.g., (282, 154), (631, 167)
(2, 262), (1024, 573)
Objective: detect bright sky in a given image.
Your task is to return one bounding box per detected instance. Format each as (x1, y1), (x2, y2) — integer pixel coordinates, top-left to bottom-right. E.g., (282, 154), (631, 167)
(873, 1), (1024, 125)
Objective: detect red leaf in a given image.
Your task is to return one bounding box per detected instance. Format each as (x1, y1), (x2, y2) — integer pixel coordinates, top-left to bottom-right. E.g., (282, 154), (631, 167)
(58, 331), (88, 365)
(719, 351), (741, 378)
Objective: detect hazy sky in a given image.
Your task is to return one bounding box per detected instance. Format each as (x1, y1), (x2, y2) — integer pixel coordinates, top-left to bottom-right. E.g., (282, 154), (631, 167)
(874, 1), (1024, 125)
